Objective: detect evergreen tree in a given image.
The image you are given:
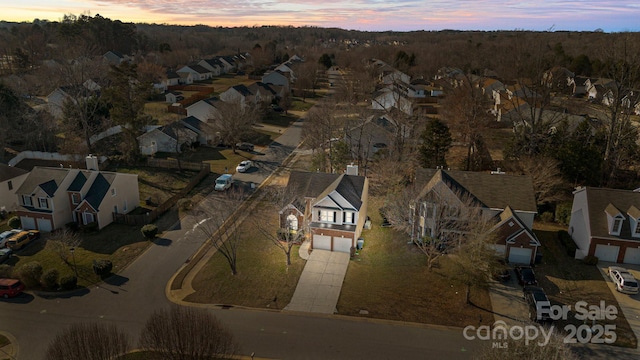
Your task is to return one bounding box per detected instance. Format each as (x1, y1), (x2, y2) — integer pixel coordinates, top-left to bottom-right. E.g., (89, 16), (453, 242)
(418, 119), (452, 169)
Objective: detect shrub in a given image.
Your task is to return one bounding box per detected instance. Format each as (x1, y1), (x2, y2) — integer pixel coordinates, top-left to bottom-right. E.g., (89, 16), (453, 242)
(93, 259), (113, 278)
(141, 224), (159, 239)
(40, 268), (59, 290)
(583, 255), (599, 266)
(59, 275), (78, 290)
(555, 203), (572, 225)
(7, 216), (21, 229)
(0, 264), (12, 278)
(540, 212), (554, 223)
(18, 261), (43, 288)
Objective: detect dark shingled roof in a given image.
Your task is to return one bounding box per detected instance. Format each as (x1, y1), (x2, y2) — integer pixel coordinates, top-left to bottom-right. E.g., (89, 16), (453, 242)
(583, 187), (640, 241)
(84, 173), (116, 210)
(416, 168), (537, 213)
(67, 171), (89, 192)
(0, 163), (28, 183)
(285, 171), (366, 211)
(181, 116), (213, 133)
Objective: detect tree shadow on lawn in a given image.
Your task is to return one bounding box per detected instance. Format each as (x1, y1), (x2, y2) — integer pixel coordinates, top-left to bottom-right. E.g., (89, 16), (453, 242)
(80, 223), (148, 255)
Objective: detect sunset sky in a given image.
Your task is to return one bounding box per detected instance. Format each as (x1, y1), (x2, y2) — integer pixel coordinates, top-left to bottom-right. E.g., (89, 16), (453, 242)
(2, 0), (639, 32)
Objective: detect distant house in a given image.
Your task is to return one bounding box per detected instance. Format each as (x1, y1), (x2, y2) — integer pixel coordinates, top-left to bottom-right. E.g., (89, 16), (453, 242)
(46, 85), (98, 119)
(186, 97), (223, 123)
(137, 121), (198, 155)
(103, 51), (127, 65)
(15, 156), (139, 232)
(164, 71), (181, 88)
(181, 116), (216, 145)
(177, 64), (212, 82)
(247, 82), (278, 104)
(198, 58), (224, 76)
(220, 84), (254, 108)
(0, 164), (29, 212)
(281, 168), (369, 253)
(345, 114), (402, 160)
(411, 168), (540, 265)
(569, 187), (640, 264)
(262, 70), (291, 91)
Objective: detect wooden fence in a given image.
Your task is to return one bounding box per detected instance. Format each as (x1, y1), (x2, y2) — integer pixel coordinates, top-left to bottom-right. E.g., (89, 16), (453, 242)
(112, 162), (211, 226)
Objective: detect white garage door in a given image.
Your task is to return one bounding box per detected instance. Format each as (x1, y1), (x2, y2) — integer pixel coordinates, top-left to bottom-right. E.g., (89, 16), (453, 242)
(333, 237), (352, 253)
(36, 218), (53, 232)
(313, 235), (331, 251)
(493, 244), (506, 256)
(20, 216), (36, 230)
(595, 244), (620, 263)
(508, 247), (532, 265)
(623, 247), (640, 265)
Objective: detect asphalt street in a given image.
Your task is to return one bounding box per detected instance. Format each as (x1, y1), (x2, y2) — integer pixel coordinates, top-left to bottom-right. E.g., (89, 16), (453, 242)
(0, 118), (481, 359)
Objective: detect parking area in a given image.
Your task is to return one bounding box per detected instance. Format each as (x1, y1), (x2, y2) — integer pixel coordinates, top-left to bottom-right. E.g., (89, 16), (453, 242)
(488, 268), (530, 326)
(597, 262), (640, 344)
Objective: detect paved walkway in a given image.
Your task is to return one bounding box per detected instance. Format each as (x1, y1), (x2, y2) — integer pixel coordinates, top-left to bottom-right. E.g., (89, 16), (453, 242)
(284, 249), (350, 314)
(487, 271), (529, 326)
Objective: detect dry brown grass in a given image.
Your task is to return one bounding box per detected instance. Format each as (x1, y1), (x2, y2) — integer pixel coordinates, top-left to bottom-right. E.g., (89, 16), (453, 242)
(337, 197), (495, 327)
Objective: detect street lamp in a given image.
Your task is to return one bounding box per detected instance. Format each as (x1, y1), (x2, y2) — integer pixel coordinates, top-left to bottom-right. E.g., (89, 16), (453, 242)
(69, 247), (78, 278)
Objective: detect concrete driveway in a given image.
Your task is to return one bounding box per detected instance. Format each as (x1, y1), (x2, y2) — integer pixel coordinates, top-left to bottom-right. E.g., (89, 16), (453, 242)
(488, 268), (530, 326)
(284, 249), (350, 314)
(598, 262), (640, 345)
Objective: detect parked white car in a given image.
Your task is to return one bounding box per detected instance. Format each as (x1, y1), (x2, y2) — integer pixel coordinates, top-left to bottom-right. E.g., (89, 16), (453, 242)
(608, 266), (639, 294)
(236, 160), (253, 173)
(0, 230), (20, 248)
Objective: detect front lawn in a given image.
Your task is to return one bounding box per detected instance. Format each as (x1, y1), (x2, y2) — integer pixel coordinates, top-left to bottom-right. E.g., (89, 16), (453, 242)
(533, 223), (637, 348)
(185, 200), (305, 308)
(111, 167), (198, 207)
(338, 197), (495, 327)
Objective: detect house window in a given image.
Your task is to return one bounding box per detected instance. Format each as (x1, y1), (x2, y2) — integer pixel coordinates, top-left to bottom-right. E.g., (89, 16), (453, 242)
(113, 205), (118, 214)
(123, 200), (128, 213)
(111, 188), (116, 196)
(38, 198), (49, 209)
(343, 212), (355, 224)
(22, 195), (32, 207)
(7, 181), (12, 191)
(287, 214), (298, 230)
(319, 210), (335, 223)
(71, 193), (80, 205)
(613, 218), (623, 233)
(635, 221), (640, 235)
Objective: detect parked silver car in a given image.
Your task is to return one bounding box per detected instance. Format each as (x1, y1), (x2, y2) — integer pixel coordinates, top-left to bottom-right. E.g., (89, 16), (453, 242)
(608, 266), (639, 294)
(0, 230), (20, 248)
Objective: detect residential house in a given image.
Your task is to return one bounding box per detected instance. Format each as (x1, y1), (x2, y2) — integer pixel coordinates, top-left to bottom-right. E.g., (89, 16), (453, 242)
(220, 84), (254, 108)
(262, 70), (291, 91)
(411, 168), (540, 264)
(218, 56), (236, 73)
(103, 51), (127, 65)
(198, 58), (224, 76)
(164, 71), (181, 88)
(280, 167), (368, 253)
(181, 116), (216, 145)
(137, 121), (198, 155)
(247, 82), (278, 104)
(177, 64), (212, 82)
(345, 113), (404, 160)
(186, 97), (222, 122)
(569, 187), (640, 264)
(0, 164), (29, 212)
(15, 156), (139, 232)
(46, 85), (98, 119)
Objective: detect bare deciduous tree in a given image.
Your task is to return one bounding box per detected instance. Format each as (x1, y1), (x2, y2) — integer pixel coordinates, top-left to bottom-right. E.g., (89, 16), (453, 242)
(45, 322), (131, 360)
(213, 99), (261, 153)
(515, 155), (568, 206)
(253, 185), (306, 266)
(190, 189), (245, 275)
(48, 228), (82, 264)
(139, 306), (239, 360)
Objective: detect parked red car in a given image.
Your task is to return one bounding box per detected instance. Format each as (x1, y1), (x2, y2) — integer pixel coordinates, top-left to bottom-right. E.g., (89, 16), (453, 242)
(0, 278), (25, 298)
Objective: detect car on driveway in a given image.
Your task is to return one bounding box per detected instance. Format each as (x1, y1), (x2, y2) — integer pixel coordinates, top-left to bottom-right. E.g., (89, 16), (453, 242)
(236, 160), (253, 173)
(6, 230), (40, 251)
(608, 266), (639, 294)
(0, 230), (20, 248)
(523, 286), (552, 323)
(0, 248), (12, 263)
(515, 265), (538, 286)
(0, 278), (25, 298)
(236, 142), (254, 152)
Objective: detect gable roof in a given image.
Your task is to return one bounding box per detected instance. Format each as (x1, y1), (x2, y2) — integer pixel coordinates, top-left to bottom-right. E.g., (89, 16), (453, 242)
(181, 116), (213, 133)
(416, 168), (537, 213)
(231, 84), (253, 97)
(285, 171), (366, 211)
(0, 163), (28, 183)
(67, 171), (89, 192)
(16, 167), (70, 196)
(83, 173), (116, 210)
(492, 206), (540, 246)
(581, 187), (640, 240)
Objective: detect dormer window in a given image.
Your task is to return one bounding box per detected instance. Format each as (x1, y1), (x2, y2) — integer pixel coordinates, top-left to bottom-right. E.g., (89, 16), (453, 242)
(605, 203), (624, 236)
(635, 221), (640, 236)
(22, 195), (32, 207)
(613, 218), (623, 233)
